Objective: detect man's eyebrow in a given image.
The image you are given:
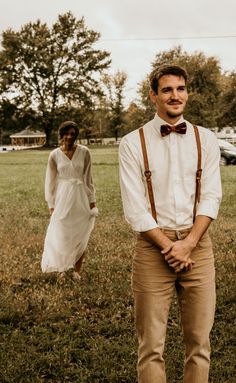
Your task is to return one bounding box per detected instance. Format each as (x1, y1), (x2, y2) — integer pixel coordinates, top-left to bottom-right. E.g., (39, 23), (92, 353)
(161, 86), (173, 91)
(161, 85), (186, 91)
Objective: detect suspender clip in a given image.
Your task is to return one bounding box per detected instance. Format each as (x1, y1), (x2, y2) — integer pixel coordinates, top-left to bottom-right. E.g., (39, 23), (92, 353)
(196, 168), (202, 180)
(144, 170), (152, 181)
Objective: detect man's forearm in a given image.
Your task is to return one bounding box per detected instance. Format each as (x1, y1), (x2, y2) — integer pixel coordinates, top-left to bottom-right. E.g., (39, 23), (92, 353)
(185, 215), (212, 248)
(143, 215), (212, 250)
(142, 227), (173, 249)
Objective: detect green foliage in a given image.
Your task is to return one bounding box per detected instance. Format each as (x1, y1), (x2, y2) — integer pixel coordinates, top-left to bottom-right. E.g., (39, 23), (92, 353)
(0, 148), (235, 382)
(0, 99), (17, 131)
(217, 71), (236, 127)
(124, 102), (148, 133)
(101, 71), (127, 140)
(0, 12), (111, 143)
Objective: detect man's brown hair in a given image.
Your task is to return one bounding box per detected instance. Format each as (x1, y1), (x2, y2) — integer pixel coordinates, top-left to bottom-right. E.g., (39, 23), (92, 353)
(149, 64), (188, 94)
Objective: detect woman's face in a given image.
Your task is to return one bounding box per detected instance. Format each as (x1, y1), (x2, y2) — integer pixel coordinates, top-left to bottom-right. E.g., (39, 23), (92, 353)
(62, 127), (77, 146)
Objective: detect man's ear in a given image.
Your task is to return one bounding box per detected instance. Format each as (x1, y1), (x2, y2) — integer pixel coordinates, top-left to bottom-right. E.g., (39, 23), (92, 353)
(149, 89), (157, 104)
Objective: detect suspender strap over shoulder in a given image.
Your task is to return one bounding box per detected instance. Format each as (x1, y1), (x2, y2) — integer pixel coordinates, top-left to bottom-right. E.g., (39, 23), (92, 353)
(193, 125), (202, 221)
(139, 127), (157, 222)
(139, 124), (202, 224)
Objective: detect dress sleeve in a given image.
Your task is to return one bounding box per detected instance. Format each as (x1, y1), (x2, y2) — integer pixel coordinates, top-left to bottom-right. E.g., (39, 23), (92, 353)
(83, 149), (96, 203)
(45, 152), (58, 208)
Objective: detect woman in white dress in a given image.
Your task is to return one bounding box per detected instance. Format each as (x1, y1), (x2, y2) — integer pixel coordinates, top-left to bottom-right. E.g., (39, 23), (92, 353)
(41, 121), (97, 279)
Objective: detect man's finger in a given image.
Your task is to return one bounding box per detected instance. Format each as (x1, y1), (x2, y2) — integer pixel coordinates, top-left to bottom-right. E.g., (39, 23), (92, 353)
(161, 244), (173, 255)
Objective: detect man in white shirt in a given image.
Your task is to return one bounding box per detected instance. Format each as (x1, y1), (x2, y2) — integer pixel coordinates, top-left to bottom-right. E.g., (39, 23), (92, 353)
(119, 65), (222, 383)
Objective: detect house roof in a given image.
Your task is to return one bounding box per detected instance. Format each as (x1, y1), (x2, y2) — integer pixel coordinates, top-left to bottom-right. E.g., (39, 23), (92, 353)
(10, 126), (46, 138)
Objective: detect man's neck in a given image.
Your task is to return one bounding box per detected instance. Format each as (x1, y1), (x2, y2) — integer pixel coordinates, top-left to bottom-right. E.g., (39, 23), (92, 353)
(157, 113), (183, 125)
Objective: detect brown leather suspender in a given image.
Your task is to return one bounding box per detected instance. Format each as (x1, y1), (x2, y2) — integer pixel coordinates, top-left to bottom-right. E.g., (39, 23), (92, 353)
(139, 124), (202, 223)
(193, 125), (202, 221)
(139, 127), (157, 221)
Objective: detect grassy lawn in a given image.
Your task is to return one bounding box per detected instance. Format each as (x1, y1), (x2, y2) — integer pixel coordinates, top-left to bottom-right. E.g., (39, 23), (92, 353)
(0, 147), (235, 383)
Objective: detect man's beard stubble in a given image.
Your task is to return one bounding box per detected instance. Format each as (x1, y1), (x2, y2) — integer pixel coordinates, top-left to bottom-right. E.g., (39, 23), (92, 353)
(166, 110), (183, 118)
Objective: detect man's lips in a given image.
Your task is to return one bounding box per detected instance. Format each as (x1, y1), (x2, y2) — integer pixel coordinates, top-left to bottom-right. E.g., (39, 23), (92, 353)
(168, 102), (182, 105)
(168, 103), (183, 109)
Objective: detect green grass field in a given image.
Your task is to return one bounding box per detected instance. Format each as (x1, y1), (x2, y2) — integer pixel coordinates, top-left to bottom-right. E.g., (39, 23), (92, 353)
(0, 147), (235, 383)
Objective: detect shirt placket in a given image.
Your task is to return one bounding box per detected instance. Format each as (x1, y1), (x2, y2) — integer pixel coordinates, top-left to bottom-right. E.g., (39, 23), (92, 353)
(170, 134), (183, 225)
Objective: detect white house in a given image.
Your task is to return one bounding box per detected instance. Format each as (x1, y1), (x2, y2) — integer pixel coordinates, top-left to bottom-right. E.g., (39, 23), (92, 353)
(213, 126), (236, 144)
(10, 126), (46, 147)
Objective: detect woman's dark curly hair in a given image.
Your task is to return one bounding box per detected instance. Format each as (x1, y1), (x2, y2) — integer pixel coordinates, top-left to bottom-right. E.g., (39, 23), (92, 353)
(58, 121), (79, 142)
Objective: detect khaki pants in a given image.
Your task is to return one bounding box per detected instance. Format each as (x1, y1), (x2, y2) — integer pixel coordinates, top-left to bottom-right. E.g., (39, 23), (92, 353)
(132, 229), (216, 383)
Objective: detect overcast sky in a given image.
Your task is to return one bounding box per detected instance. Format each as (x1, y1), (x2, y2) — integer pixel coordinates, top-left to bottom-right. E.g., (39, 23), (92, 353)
(0, 0), (236, 104)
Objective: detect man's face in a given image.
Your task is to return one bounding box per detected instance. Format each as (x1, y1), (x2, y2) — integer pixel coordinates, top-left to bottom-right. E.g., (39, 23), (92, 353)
(149, 74), (188, 123)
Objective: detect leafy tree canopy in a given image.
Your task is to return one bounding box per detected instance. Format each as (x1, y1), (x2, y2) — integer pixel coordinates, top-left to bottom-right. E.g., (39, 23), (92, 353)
(217, 71), (236, 127)
(101, 71), (127, 140)
(0, 12), (111, 143)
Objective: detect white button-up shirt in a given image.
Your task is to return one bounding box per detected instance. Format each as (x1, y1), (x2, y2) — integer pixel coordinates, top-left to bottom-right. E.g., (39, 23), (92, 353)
(119, 114), (222, 232)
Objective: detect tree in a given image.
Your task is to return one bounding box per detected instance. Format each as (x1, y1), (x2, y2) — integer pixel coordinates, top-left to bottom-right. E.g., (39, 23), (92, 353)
(0, 12), (111, 144)
(0, 99), (17, 132)
(136, 46), (222, 128)
(102, 71), (127, 140)
(124, 102), (147, 133)
(217, 71), (236, 127)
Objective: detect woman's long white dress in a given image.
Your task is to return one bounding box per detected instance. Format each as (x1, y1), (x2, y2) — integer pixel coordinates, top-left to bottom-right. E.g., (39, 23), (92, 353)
(41, 145), (96, 272)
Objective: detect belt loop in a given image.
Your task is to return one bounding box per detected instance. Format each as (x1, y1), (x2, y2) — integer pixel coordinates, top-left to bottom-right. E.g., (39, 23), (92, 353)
(175, 230), (182, 240)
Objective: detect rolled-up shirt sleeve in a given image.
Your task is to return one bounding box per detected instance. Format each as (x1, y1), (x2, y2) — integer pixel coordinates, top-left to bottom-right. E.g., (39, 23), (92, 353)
(45, 152), (58, 209)
(119, 136), (158, 232)
(196, 132), (222, 219)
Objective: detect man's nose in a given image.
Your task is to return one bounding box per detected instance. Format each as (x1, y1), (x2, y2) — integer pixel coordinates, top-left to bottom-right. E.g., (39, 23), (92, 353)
(170, 89), (179, 99)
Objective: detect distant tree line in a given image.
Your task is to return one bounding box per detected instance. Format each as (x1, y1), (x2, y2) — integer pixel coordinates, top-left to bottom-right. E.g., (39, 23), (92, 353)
(0, 12), (235, 145)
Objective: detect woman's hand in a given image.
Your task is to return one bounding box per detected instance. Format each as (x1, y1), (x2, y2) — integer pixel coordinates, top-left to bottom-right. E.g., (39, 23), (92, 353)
(89, 204), (98, 217)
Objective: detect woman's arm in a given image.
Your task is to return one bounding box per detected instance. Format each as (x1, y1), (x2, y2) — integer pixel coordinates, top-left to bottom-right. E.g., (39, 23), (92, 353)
(45, 152), (57, 212)
(83, 149), (96, 206)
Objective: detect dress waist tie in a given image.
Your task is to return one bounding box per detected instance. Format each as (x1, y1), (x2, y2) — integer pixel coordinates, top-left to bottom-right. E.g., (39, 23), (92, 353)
(58, 177), (84, 219)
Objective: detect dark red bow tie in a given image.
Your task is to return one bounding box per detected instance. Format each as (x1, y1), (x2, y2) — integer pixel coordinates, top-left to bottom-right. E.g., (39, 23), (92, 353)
(160, 122), (187, 137)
